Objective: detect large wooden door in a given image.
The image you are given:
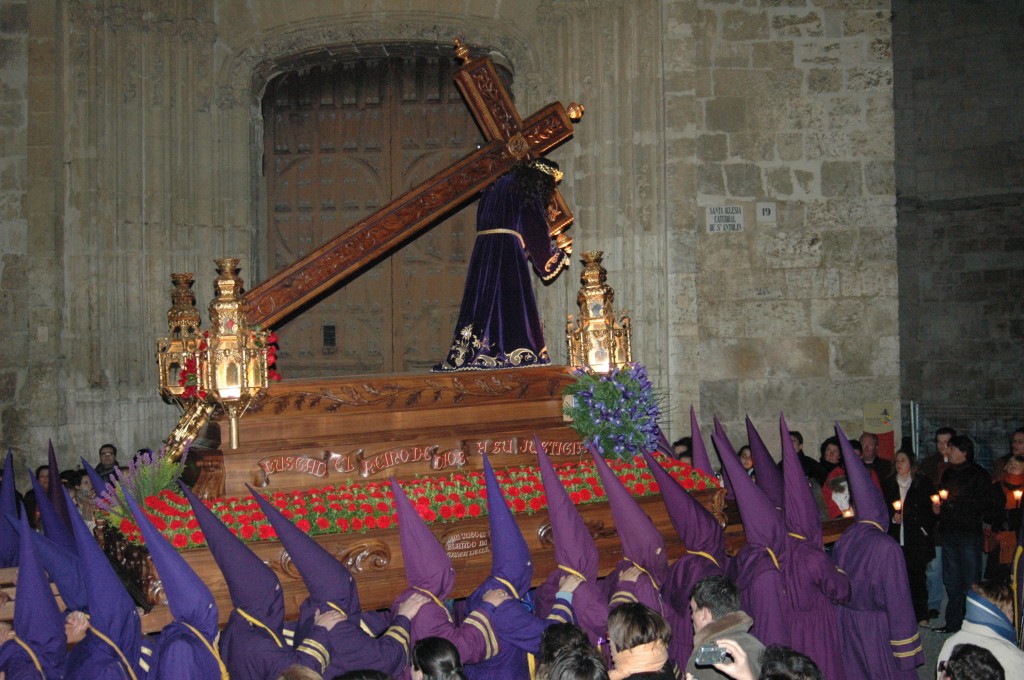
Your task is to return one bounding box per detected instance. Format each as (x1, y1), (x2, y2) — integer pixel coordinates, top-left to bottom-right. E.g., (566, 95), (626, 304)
(264, 55), (490, 377)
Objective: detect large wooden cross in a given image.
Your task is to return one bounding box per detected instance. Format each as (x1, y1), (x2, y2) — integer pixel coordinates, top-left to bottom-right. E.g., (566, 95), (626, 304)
(245, 40), (580, 328)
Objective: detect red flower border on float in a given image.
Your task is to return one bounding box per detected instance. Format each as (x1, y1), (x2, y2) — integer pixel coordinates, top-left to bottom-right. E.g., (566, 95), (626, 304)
(113, 454), (718, 550)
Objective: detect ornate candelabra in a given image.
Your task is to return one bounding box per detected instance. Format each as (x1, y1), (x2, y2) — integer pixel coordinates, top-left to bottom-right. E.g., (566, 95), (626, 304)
(156, 259), (272, 452)
(566, 251), (632, 373)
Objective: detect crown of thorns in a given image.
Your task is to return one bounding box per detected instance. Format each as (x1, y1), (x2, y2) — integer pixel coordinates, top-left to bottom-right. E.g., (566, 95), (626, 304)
(528, 159), (564, 183)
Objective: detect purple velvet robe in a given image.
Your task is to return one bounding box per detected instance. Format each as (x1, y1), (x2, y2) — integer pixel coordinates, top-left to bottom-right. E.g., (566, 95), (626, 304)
(832, 522), (924, 680)
(218, 609), (335, 680)
(464, 581), (574, 680)
(390, 590), (497, 680)
(782, 537), (850, 680)
(0, 643), (44, 680)
(660, 553), (725, 671)
(64, 631), (144, 680)
(534, 572), (608, 647)
(146, 621), (223, 679)
(434, 172), (568, 371)
(727, 545), (791, 648)
(608, 561), (667, 617)
(295, 600), (412, 679)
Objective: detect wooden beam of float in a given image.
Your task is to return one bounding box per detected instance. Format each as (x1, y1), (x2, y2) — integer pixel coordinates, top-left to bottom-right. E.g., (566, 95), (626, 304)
(245, 44), (578, 329)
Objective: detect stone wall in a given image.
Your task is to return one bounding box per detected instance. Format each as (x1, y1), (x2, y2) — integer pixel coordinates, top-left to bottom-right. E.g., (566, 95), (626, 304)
(2, 0), (900, 473)
(893, 0), (1024, 411)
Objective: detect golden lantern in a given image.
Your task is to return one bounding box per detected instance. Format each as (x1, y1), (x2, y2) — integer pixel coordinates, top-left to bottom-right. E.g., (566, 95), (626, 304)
(566, 251), (632, 373)
(157, 259), (272, 452)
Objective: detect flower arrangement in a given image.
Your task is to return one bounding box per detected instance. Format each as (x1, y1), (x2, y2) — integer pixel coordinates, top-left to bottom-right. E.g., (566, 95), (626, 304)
(111, 453), (718, 550)
(562, 363), (660, 461)
(96, 446), (191, 522)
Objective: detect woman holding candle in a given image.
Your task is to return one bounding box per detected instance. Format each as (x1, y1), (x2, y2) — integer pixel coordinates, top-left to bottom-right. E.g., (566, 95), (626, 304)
(882, 449), (938, 626)
(982, 453), (1024, 581)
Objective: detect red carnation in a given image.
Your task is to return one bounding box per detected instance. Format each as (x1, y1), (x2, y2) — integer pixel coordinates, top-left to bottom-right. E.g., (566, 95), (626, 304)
(240, 524), (255, 540)
(579, 488), (592, 502)
(364, 516), (377, 530)
(316, 517), (330, 530)
(172, 534), (188, 549)
(336, 518), (350, 531)
(376, 501), (389, 512)
(453, 503), (467, 518)
(633, 483), (646, 496)
(258, 524), (276, 540)
(569, 491), (582, 504)
(506, 486), (520, 497)
(190, 531), (204, 546)
(528, 497), (544, 511)
(170, 519), (184, 530)
(513, 498), (527, 512)
(352, 518), (364, 531)
(468, 503), (482, 517)
(120, 518), (136, 534)
(439, 505), (454, 520)
(296, 519), (311, 533)
(377, 515), (391, 529)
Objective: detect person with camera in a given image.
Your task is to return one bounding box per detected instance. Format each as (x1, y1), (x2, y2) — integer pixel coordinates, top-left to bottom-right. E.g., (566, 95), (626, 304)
(685, 576), (765, 680)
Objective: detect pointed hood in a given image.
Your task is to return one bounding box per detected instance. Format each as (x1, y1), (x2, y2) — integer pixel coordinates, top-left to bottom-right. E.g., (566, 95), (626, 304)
(689, 407), (716, 477)
(4, 511), (87, 612)
(483, 455), (533, 596)
(46, 440), (73, 533)
(535, 436), (598, 579)
(0, 449), (19, 567)
(179, 480), (284, 630)
(640, 449), (727, 568)
(28, 469), (75, 554)
(66, 483), (142, 672)
(713, 431), (785, 553)
(589, 447), (667, 584)
(390, 476), (456, 599)
(836, 423), (889, 527)
(13, 509), (67, 676)
(248, 484), (361, 615)
(745, 417), (784, 508)
(780, 415), (822, 545)
(713, 416), (736, 502)
(124, 488), (218, 637)
(81, 457), (116, 511)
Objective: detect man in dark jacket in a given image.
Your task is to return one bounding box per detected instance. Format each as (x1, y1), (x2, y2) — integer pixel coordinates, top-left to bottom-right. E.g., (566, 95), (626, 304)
(934, 435), (995, 634)
(686, 576), (765, 680)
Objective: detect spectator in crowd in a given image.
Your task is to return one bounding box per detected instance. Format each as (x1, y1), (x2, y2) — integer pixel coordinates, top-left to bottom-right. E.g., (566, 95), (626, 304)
(882, 448), (937, 625)
(411, 637), (467, 680)
(606, 603), (674, 680)
(936, 581), (1024, 676)
(95, 443), (120, 484)
(737, 446), (755, 480)
(686, 575), (765, 680)
(673, 437), (693, 464)
(934, 435), (994, 634)
(924, 426), (957, 622)
(72, 470), (97, 528)
(782, 430), (823, 489)
(859, 432), (892, 479)
(544, 648), (609, 680)
(938, 643), (1006, 680)
(984, 452), (1024, 581)
(822, 439), (882, 519)
(685, 643), (824, 680)
(536, 623), (594, 680)
(990, 427), (1024, 482)
(815, 437), (841, 487)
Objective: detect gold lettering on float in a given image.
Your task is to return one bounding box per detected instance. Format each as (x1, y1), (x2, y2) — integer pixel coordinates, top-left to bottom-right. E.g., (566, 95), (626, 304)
(442, 529), (491, 559)
(257, 454), (329, 479)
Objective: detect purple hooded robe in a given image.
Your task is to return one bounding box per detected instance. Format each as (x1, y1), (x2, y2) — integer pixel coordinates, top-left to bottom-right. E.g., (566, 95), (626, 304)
(123, 488), (225, 680)
(0, 450), (19, 567)
(779, 415), (850, 680)
(63, 484), (144, 680)
(746, 417), (784, 508)
(180, 482), (334, 680)
(433, 167), (568, 371)
(249, 486), (412, 679)
(464, 454), (575, 680)
(388, 477), (498, 680)
(532, 442), (609, 647)
(641, 448), (726, 670)
(0, 510), (67, 680)
(715, 430), (792, 648)
(832, 425), (924, 679)
(590, 447), (669, 616)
